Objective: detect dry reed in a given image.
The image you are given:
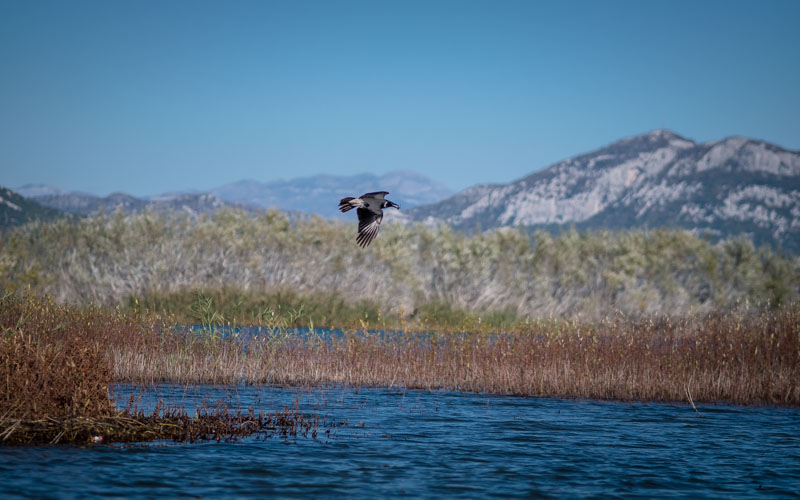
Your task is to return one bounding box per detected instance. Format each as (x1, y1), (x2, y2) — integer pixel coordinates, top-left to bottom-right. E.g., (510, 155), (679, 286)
(0, 294), (327, 445)
(0, 293), (124, 419)
(113, 306), (800, 406)
(0, 404), (326, 446)
(3, 291), (799, 427)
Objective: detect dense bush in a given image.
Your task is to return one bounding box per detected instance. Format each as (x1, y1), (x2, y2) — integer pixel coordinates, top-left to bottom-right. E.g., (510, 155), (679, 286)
(0, 294), (118, 418)
(1, 209), (798, 320)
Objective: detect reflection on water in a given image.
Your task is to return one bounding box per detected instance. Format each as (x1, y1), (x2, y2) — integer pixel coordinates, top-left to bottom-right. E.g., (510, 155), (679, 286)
(2, 384), (798, 498)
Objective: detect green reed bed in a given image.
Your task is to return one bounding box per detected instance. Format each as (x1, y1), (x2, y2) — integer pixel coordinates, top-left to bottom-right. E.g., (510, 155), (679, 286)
(126, 287), (523, 334)
(0, 294), (324, 445)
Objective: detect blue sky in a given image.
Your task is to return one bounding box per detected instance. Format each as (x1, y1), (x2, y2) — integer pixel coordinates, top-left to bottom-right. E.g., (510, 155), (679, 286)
(1, 0), (798, 197)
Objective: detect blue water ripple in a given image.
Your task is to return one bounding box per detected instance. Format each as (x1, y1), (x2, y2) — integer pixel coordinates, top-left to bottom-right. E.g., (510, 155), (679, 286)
(1, 385), (798, 498)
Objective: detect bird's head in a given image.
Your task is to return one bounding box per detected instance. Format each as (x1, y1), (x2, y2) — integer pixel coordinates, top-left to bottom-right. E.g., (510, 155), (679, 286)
(384, 200), (400, 210)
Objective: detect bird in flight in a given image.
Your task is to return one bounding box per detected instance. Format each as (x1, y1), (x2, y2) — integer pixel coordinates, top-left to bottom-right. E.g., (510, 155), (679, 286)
(338, 191), (400, 248)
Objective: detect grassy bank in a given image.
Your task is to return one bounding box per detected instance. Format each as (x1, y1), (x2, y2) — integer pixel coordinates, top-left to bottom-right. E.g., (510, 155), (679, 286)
(2, 209), (797, 320)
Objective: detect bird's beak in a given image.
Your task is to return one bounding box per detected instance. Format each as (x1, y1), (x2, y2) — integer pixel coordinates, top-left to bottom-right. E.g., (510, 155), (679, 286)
(394, 203), (401, 209)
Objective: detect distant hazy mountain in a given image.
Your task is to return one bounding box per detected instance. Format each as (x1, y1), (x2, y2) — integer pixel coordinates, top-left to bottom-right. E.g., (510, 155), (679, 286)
(15, 183), (74, 198)
(406, 130), (800, 253)
(24, 190), (255, 217)
(149, 192), (262, 215)
(210, 170), (453, 218)
(0, 186), (70, 228)
(17, 170), (452, 220)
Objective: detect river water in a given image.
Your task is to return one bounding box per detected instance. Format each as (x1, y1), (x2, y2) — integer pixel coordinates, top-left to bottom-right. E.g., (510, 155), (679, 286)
(2, 383), (798, 498)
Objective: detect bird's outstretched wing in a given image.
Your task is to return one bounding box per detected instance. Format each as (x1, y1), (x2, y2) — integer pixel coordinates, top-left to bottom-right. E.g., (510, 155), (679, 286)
(356, 207), (383, 248)
(361, 191), (389, 200)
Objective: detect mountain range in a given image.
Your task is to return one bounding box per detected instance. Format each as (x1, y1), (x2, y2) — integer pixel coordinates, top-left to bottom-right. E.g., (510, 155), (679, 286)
(208, 170), (453, 220)
(405, 130), (800, 253)
(13, 170), (453, 220)
(15, 190), (257, 218)
(6, 130), (800, 253)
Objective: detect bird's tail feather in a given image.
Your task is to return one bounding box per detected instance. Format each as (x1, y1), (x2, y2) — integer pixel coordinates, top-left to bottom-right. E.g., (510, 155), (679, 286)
(339, 197), (356, 213)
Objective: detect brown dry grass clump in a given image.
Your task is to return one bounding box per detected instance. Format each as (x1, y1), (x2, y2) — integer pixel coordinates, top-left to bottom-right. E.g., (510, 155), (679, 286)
(0, 293), (124, 419)
(2, 404), (325, 446)
(0, 294), (325, 445)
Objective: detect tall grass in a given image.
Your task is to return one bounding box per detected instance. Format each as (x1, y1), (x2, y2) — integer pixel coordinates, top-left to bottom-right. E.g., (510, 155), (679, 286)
(2, 293), (798, 408)
(130, 287), (391, 331)
(112, 304), (800, 406)
(1, 209), (797, 320)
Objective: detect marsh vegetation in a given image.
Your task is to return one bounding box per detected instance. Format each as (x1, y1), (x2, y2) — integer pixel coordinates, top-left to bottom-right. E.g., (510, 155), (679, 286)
(0, 294), (325, 445)
(3, 293), (798, 421)
(1, 211), (799, 444)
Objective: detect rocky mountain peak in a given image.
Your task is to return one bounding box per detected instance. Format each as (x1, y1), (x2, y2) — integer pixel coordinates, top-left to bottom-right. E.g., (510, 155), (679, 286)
(407, 131), (800, 253)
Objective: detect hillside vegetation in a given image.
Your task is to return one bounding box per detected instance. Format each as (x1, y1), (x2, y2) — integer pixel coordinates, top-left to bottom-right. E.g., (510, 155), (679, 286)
(0, 186), (69, 229)
(1, 209), (797, 322)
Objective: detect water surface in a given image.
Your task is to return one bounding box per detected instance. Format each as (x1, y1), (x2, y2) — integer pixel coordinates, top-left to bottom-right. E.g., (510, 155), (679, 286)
(2, 384), (798, 498)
